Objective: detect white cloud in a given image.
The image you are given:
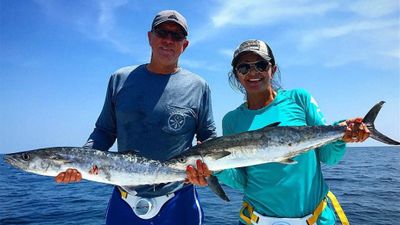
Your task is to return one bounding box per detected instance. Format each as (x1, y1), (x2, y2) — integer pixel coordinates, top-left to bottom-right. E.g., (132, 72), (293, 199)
(206, 0), (399, 69)
(94, 0), (132, 54)
(384, 49), (400, 59)
(348, 0), (399, 18)
(211, 0), (337, 27)
(300, 19), (399, 48)
(34, 0), (136, 55)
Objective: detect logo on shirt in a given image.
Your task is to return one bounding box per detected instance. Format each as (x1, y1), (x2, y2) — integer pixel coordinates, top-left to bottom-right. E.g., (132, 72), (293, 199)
(168, 112), (186, 131)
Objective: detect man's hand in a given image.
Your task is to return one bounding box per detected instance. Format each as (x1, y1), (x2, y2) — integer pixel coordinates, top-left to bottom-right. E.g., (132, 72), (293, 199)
(55, 168), (82, 183)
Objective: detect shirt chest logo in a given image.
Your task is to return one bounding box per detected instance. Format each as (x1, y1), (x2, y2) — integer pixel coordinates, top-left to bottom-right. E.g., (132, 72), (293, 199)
(168, 113), (186, 131)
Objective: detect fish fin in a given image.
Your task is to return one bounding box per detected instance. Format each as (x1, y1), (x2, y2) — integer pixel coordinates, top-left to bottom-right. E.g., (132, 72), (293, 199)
(206, 175), (230, 202)
(266, 122), (281, 127)
(280, 158), (297, 164)
(209, 151), (231, 160)
(261, 122), (281, 131)
(363, 101), (400, 145)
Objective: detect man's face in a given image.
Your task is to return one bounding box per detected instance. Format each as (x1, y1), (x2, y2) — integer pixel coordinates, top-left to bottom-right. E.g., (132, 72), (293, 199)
(148, 22), (189, 67)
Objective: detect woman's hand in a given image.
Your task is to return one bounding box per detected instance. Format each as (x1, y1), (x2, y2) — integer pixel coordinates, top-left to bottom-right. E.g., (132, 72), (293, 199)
(55, 168), (82, 183)
(186, 159), (212, 186)
(340, 118), (370, 143)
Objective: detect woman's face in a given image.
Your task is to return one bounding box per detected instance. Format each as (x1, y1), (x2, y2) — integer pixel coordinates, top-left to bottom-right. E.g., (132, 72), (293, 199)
(235, 52), (275, 95)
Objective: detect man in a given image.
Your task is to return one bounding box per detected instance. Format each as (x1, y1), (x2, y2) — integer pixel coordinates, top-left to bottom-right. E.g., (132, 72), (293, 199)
(55, 10), (216, 225)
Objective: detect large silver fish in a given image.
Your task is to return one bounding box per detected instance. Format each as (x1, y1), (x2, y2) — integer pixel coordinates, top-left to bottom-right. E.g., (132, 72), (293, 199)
(4, 101), (399, 201)
(168, 101), (400, 171)
(4, 147), (186, 186)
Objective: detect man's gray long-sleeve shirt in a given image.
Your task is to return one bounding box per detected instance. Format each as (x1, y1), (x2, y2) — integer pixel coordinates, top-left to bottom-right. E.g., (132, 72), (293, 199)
(85, 64), (217, 161)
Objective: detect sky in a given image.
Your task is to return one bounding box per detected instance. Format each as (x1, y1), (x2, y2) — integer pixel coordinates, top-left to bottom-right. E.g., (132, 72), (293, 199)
(0, 0), (399, 154)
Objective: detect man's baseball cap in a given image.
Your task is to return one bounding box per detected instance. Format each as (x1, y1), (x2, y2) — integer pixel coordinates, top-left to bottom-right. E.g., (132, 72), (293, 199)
(231, 39), (275, 67)
(151, 10), (188, 36)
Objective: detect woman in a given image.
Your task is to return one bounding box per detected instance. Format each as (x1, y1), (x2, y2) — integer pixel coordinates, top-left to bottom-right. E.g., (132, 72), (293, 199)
(187, 39), (369, 225)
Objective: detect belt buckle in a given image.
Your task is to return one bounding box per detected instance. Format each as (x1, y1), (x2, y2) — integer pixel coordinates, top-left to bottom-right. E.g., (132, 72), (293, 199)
(133, 198), (155, 217)
(120, 190), (175, 220)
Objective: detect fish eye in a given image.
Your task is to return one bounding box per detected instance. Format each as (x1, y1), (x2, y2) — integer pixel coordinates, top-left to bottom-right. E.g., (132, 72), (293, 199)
(177, 157), (186, 163)
(21, 153), (30, 161)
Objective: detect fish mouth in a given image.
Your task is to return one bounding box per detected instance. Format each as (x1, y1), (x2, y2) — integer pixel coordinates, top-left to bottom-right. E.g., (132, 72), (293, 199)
(4, 155), (15, 164)
(3, 154), (27, 170)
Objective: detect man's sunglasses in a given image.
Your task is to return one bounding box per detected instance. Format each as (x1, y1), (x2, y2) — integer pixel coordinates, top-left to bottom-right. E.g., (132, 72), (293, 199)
(235, 61), (270, 75)
(152, 28), (186, 42)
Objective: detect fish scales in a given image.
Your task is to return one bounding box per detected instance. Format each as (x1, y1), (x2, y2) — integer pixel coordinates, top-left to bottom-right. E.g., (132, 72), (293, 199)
(5, 147), (187, 186)
(167, 125), (346, 172)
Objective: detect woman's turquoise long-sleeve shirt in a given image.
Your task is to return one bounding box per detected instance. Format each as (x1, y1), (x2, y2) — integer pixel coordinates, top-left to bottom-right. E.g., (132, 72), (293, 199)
(215, 89), (346, 224)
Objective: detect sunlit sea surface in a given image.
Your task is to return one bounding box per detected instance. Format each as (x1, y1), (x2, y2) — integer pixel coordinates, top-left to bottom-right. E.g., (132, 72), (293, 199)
(1, 146), (399, 225)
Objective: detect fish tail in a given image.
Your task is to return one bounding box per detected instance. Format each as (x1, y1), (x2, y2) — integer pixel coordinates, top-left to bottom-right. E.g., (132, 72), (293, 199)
(363, 101), (400, 145)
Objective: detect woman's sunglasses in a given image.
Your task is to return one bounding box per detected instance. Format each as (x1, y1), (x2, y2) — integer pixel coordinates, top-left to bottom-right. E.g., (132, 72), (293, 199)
(152, 28), (186, 42)
(236, 61), (270, 75)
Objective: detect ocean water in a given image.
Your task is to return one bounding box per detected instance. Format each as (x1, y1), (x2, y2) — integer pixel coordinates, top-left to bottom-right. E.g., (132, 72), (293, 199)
(0, 146), (399, 225)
